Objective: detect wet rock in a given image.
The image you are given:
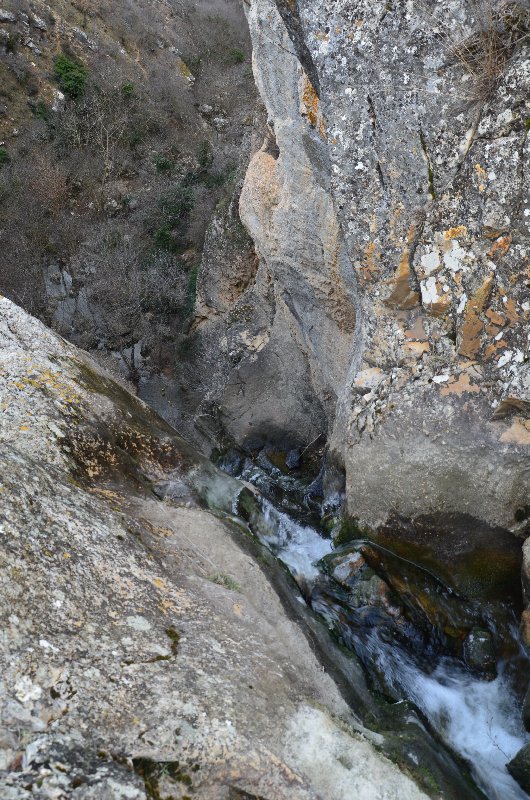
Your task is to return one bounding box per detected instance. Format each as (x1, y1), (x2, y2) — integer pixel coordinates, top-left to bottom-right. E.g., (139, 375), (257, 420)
(320, 547), (366, 590)
(507, 742), (530, 794)
(463, 628), (497, 678)
(286, 448), (301, 470)
(522, 686), (530, 732)
(371, 512), (523, 604)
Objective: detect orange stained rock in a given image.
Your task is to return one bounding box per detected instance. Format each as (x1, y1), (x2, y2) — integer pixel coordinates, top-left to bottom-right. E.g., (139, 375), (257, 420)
(484, 340), (507, 359)
(505, 297), (519, 325)
(384, 249), (420, 309)
(404, 341), (430, 357)
(458, 273), (494, 359)
(300, 73), (326, 139)
(404, 315), (427, 341)
(384, 225), (420, 309)
(500, 417), (530, 445)
(361, 241), (380, 282)
(482, 226), (509, 240)
(440, 371), (481, 396)
(427, 294), (452, 318)
(488, 235), (512, 259)
(485, 308), (506, 326)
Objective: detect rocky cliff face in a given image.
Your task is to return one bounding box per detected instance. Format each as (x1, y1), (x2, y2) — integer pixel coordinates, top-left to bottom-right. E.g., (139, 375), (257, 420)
(183, 0), (529, 534)
(1, 295), (436, 799)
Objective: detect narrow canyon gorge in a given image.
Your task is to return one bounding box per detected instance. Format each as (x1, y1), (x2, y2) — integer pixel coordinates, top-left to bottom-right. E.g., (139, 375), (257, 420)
(1, 1), (529, 798)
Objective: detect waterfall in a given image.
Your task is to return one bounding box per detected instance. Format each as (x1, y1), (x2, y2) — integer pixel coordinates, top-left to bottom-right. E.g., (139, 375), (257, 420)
(250, 498), (530, 800)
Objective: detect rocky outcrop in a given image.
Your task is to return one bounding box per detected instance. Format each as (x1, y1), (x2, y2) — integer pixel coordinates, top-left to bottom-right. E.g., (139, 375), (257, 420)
(177, 0), (359, 452)
(182, 0), (529, 535)
(0, 296), (433, 799)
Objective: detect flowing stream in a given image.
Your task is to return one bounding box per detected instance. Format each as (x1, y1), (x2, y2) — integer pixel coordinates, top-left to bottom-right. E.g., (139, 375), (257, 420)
(252, 499), (530, 800)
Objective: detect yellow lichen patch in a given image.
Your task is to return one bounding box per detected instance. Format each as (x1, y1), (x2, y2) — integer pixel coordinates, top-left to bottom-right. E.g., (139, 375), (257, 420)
(89, 487), (124, 505)
(474, 163), (487, 193)
(440, 371), (481, 396)
(458, 274), (494, 359)
(152, 577), (167, 590)
(388, 204), (405, 244)
(140, 518), (175, 538)
(299, 73), (326, 139)
(500, 417), (530, 445)
(158, 598), (177, 616)
(444, 226), (467, 240)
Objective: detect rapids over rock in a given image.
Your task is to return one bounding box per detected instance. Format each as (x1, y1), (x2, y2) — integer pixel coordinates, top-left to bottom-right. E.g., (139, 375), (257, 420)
(220, 449), (530, 800)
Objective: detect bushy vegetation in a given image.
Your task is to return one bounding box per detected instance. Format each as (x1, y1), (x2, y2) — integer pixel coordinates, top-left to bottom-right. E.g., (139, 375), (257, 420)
(54, 54), (88, 98)
(207, 573), (242, 592)
(227, 47), (245, 64)
(0, 0), (254, 381)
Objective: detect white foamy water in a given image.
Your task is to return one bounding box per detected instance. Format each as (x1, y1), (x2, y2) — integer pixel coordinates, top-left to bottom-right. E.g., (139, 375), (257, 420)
(256, 500), (332, 578)
(363, 630), (529, 800)
(255, 507), (530, 800)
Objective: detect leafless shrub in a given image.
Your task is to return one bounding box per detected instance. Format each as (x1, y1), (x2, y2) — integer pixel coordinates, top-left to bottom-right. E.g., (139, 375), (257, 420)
(55, 83), (149, 183)
(0, 148), (80, 315)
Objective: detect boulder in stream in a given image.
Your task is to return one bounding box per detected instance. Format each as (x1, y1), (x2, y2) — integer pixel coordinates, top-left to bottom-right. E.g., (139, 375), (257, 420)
(507, 743), (530, 795)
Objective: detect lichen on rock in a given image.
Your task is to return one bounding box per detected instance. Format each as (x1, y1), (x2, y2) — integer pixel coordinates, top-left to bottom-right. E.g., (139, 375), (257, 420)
(0, 296), (430, 799)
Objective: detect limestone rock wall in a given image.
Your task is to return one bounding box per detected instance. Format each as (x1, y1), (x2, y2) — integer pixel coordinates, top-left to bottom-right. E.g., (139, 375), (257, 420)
(188, 0), (529, 533)
(178, 0), (359, 451)
(294, 0), (530, 532)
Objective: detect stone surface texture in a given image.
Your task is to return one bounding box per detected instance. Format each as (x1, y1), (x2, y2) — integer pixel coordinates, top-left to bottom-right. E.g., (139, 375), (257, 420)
(0, 296), (428, 799)
(181, 0), (529, 534)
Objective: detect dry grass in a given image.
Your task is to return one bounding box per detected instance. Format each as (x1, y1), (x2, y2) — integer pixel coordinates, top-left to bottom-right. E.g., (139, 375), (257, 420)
(452, 1), (529, 102)
(420, 0), (530, 104)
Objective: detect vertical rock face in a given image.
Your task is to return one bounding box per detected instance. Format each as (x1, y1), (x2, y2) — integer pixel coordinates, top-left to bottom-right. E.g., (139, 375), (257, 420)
(181, 0), (360, 451)
(189, 0), (529, 533)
